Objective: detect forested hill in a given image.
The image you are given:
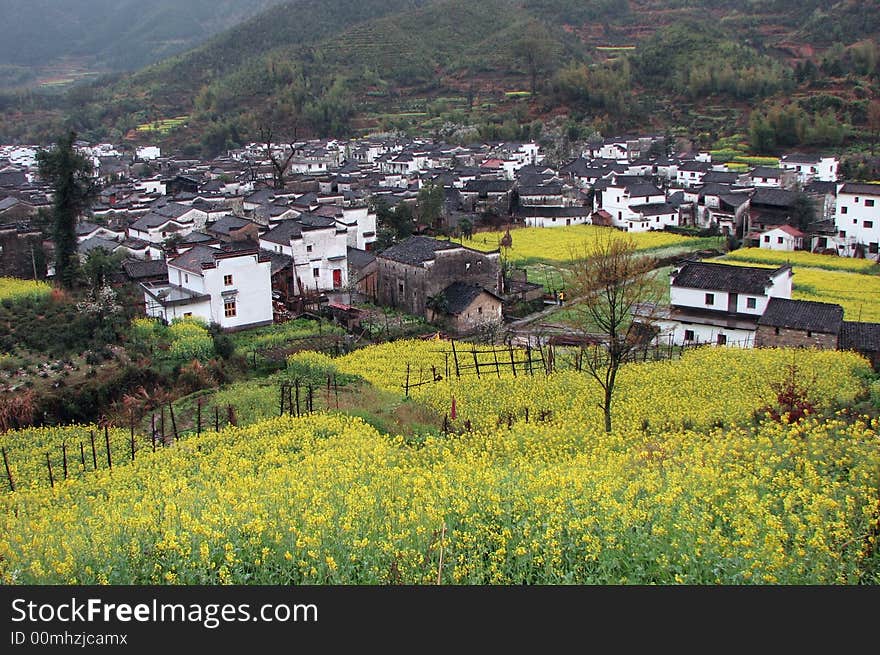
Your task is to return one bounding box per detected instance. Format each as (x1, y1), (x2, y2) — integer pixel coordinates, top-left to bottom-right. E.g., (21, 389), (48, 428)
(2, 0), (878, 157)
(0, 0), (284, 72)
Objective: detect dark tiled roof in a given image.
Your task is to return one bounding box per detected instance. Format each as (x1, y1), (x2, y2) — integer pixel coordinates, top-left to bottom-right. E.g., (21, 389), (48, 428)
(516, 206), (591, 218)
(442, 282), (500, 315)
(209, 214), (254, 235)
(379, 236), (461, 265)
(751, 188), (799, 208)
(635, 203), (675, 216)
(78, 236), (119, 254)
(517, 184), (563, 196)
(672, 261), (790, 295)
(702, 171), (740, 184)
(259, 249), (293, 276)
(297, 212), (337, 229)
(347, 247), (376, 270)
(751, 166), (784, 178)
(463, 179), (513, 193)
(804, 181), (837, 195)
(781, 153), (820, 164)
(261, 221), (303, 245)
(180, 231), (215, 244)
(757, 297), (844, 333)
(123, 258), (168, 280)
(678, 161), (711, 172)
(168, 245), (217, 274)
(839, 183), (880, 196)
(839, 321), (880, 351)
(624, 183), (663, 197)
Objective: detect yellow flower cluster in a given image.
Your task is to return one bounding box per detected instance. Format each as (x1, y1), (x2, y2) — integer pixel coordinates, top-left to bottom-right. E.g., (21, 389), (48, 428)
(1, 344), (876, 585)
(792, 268), (880, 322)
(453, 226), (709, 265)
(0, 425), (151, 491)
(0, 278), (52, 303)
(722, 248), (879, 274)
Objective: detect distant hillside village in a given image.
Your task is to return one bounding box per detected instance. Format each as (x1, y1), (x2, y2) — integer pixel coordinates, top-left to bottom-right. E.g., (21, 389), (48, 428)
(1, 135), (878, 359)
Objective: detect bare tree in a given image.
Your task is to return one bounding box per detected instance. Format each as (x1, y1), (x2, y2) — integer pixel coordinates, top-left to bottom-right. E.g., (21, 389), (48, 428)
(565, 231), (663, 433)
(260, 126), (298, 190)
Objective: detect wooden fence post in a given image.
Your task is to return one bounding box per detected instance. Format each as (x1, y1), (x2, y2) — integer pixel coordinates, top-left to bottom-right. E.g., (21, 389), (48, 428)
(197, 398), (202, 437)
(61, 442), (68, 480)
(90, 430), (98, 470)
(46, 453), (54, 488)
(2, 447), (14, 491)
(168, 402), (178, 442)
(104, 425), (112, 469)
(79, 442), (85, 470)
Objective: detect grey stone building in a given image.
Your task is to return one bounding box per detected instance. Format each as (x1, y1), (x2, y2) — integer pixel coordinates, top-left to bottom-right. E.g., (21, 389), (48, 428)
(376, 236), (501, 319)
(755, 298), (843, 350)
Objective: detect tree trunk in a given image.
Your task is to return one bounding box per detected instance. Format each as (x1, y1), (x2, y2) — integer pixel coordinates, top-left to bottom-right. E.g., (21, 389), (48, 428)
(603, 385), (613, 433)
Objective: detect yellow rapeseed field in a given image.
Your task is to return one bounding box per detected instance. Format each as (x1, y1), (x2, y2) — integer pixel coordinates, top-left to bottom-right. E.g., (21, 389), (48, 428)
(723, 248), (880, 274)
(1, 345), (877, 585)
(0, 278), (52, 302)
(453, 226), (712, 264)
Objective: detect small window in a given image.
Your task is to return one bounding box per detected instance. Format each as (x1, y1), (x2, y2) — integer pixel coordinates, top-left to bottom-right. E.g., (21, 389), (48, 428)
(866, 199), (875, 207)
(183, 312), (192, 318)
(716, 334), (727, 345)
(184, 274), (189, 283)
(763, 235), (770, 242)
(865, 221), (874, 229)
(306, 245), (313, 253)
(224, 300), (236, 318)
(870, 242), (879, 254)
(684, 329), (695, 341)
(313, 268), (320, 278)
(777, 237), (784, 244)
(806, 330), (813, 338)
(774, 327), (780, 336)
(478, 306), (483, 315)
(855, 197), (860, 203)
(705, 293), (715, 306)
(841, 206), (847, 214)
(746, 297), (756, 309)
(224, 274), (233, 286)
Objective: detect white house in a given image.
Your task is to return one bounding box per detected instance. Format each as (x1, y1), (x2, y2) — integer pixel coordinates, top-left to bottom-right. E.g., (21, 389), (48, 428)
(780, 153), (838, 185)
(835, 182), (880, 257)
(134, 177), (166, 196)
(600, 178), (667, 230)
(759, 225), (804, 252)
(259, 214), (349, 294)
(676, 161), (712, 188)
(142, 243), (273, 330)
(518, 206), (592, 228)
(128, 202), (208, 243)
(652, 260), (793, 346)
(136, 146), (161, 161)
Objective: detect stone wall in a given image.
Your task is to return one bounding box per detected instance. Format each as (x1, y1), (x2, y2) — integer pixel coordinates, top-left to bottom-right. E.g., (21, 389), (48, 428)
(755, 325), (838, 349)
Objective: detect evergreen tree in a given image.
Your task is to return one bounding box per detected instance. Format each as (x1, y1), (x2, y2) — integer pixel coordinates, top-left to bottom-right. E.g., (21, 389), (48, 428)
(36, 131), (95, 289)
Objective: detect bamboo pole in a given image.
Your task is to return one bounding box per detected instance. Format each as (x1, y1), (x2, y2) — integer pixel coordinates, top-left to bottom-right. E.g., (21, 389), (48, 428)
(2, 447), (14, 491)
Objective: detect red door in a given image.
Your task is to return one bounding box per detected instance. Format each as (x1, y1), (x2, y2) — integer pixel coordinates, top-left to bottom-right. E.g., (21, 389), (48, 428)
(332, 269), (342, 289)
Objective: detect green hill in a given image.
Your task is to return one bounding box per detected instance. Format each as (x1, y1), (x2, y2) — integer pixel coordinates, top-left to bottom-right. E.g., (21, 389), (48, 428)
(0, 0), (285, 79)
(2, 0), (878, 155)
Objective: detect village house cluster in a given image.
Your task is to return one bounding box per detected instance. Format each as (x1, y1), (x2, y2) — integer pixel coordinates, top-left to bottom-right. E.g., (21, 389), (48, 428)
(0, 135), (878, 354)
